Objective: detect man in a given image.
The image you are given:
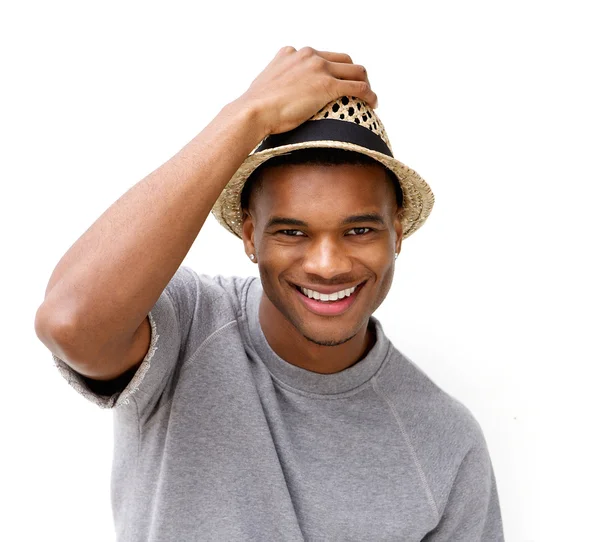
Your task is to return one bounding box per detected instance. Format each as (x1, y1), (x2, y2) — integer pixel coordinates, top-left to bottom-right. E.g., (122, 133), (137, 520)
(35, 46), (504, 540)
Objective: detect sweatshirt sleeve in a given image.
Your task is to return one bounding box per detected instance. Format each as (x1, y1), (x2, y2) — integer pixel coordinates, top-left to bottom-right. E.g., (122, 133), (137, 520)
(52, 265), (199, 416)
(422, 440), (504, 541)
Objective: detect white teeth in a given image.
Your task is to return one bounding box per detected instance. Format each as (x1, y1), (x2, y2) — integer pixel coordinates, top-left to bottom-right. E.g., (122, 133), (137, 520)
(300, 285), (358, 302)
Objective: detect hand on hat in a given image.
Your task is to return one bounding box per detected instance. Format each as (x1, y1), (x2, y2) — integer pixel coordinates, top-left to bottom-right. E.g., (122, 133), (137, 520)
(238, 46), (378, 137)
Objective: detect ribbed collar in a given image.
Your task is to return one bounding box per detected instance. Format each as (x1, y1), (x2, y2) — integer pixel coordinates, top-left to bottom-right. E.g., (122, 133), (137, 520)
(243, 277), (391, 396)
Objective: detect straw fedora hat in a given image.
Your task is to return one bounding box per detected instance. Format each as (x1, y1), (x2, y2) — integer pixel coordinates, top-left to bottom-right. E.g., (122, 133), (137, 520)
(211, 95), (434, 240)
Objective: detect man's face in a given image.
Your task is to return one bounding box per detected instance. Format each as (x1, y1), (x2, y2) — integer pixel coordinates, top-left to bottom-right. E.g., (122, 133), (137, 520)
(242, 162), (403, 347)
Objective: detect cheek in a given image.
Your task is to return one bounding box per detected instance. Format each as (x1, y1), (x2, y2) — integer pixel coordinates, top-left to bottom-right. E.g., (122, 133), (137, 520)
(256, 249), (294, 291)
(365, 246), (395, 289)
(359, 244), (392, 271)
(258, 240), (303, 265)
(371, 261), (395, 311)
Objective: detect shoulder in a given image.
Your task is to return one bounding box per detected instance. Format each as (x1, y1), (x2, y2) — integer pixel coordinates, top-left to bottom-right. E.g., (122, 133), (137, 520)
(160, 266), (259, 359)
(377, 345), (485, 447)
(175, 266), (258, 321)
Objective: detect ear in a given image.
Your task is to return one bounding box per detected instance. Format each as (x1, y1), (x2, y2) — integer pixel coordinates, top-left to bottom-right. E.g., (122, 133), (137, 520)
(241, 209), (257, 260)
(393, 208), (403, 255)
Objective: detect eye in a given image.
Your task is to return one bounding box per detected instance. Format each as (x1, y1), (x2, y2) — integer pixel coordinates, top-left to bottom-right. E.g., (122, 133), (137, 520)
(278, 229), (305, 236)
(347, 227), (373, 236)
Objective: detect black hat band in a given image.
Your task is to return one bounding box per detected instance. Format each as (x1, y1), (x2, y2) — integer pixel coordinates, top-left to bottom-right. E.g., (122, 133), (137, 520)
(255, 118), (393, 157)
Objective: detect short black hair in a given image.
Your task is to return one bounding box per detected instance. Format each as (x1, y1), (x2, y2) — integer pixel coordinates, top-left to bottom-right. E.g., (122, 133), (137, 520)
(240, 147), (404, 214)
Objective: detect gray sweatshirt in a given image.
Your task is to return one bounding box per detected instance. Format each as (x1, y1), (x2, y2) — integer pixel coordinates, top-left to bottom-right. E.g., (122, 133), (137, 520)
(53, 266), (504, 541)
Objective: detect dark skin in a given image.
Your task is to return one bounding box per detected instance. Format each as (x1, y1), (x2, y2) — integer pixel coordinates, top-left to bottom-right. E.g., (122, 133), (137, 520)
(241, 162), (403, 374)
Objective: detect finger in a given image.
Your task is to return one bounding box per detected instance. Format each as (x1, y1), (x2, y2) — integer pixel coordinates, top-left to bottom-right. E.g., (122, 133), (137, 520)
(334, 80), (378, 109)
(315, 50), (353, 64)
(327, 62), (369, 84)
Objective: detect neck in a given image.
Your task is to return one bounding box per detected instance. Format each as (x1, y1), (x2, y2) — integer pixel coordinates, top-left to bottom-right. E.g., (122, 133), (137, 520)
(258, 292), (376, 374)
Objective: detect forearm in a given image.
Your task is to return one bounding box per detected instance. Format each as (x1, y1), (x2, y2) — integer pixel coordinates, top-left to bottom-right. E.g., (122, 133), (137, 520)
(36, 98), (265, 349)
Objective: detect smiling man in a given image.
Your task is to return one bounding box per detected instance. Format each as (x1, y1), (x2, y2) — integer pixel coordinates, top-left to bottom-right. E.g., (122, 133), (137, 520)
(35, 46), (504, 541)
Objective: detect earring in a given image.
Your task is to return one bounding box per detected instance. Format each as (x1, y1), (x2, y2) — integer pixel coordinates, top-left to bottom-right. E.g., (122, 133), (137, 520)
(394, 253), (399, 260)
(249, 254), (255, 261)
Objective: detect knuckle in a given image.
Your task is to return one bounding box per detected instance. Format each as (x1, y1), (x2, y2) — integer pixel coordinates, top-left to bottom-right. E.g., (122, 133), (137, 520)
(309, 54), (327, 70)
(321, 74), (335, 89)
(279, 45), (296, 55)
(354, 81), (370, 95)
(355, 64), (367, 77)
(342, 53), (353, 63)
(298, 46), (316, 58)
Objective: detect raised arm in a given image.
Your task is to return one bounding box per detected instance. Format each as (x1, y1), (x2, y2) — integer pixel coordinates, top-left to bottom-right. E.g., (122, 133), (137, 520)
(34, 46), (377, 382)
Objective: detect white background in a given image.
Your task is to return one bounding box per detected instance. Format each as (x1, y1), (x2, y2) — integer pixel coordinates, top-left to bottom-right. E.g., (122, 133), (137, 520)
(1, 1), (598, 540)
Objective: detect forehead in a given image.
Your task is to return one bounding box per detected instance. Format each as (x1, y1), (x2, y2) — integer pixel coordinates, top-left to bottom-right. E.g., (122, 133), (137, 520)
(252, 163), (396, 224)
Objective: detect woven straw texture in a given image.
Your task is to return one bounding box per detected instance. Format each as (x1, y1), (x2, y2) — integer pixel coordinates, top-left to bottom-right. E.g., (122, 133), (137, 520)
(211, 96), (434, 240)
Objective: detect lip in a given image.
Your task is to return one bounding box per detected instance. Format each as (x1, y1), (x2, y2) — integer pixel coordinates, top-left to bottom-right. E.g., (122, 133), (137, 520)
(292, 281), (366, 317)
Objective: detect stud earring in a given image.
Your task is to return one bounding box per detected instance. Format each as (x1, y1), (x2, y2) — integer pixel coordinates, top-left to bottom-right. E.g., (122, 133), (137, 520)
(394, 253), (399, 260)
(249, 254), (255, 261)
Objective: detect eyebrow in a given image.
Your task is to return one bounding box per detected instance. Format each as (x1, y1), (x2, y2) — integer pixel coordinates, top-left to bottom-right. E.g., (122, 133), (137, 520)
(265, 213), (386, 229)
(265, 217), (307, 228)
(341, 213), (386, 226)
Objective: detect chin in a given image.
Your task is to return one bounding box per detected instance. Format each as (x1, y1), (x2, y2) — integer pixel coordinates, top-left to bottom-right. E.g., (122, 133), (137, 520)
(301, 331), (358, 347)
(293, 312), (367, 346)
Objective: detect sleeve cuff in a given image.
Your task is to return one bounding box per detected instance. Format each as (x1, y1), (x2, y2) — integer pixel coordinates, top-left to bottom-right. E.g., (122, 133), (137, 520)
(52, 310), (160, 409)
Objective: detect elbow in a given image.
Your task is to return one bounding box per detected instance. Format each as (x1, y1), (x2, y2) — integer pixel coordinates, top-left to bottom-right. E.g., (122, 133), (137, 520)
(34, 303), (87, 370)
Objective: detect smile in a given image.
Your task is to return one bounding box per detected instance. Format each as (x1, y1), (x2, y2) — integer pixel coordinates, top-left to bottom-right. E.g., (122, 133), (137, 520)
(292, 281), (366, 316)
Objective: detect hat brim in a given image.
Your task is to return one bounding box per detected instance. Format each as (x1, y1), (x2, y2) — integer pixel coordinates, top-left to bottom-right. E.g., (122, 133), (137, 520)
(211, 140), (435, 240)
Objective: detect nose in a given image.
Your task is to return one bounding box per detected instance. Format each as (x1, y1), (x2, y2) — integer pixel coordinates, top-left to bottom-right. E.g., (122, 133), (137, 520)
(301, 237), (352, 279)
